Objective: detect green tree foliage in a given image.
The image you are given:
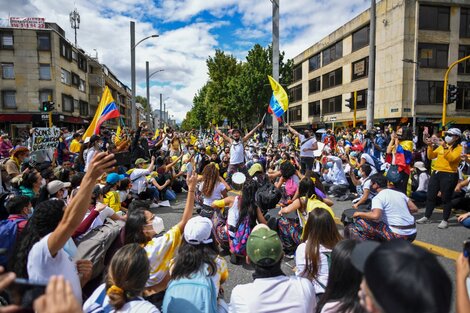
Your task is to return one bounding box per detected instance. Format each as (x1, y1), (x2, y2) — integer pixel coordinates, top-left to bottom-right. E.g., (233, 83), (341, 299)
(135, 95), (148, 110)
(182, 44), (293, 129)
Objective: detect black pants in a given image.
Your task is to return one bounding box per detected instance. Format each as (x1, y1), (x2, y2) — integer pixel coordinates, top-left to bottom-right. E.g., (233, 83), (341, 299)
(300, 157), (314, 174)
(394, 172), (409, 194)
(425, 171), (459, 221)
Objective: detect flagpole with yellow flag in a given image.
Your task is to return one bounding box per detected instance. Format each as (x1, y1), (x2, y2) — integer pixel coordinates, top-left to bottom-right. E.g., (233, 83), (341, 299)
(82, 86), (116, 140)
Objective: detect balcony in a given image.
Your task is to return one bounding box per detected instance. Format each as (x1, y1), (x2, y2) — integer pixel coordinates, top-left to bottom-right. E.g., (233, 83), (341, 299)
(88, 74), (104, 87)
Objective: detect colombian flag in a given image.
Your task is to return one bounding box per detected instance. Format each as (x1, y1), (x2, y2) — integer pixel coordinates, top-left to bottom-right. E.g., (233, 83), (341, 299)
(267, 75), (288, 122)
(395, 140), (413, 174)
(83, 86), (120, 140)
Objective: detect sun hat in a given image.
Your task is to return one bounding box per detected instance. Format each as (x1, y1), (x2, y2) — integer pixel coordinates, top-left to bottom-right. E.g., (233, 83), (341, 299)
(183, 216), (213, 245)
(246, 224), (283, 266)
(106, 173), (125, 184)
(47, 180), (71, 195)
(135, 158), (148, 165)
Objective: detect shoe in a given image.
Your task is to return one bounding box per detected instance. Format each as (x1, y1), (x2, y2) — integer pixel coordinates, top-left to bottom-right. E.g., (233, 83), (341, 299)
(284, 253), (295, 260)
(416, 217), (429, 224)
(230, 254), (239, 265)
(437, 220), (448, 229)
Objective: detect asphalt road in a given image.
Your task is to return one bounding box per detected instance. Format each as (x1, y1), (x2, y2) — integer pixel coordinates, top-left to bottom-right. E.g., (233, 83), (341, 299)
(151, 192), (466, 307)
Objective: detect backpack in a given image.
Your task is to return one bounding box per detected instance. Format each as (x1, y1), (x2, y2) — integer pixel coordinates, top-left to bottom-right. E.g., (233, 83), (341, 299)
(162, 267), (218, 313)
(0, 217), (26, 267)
(0, 158), (12, 190)
(255, 182), (282, 213)
(74, 219), (124, 280)
(229, 216), (251, 256)
(367, 155), (383, 173)
(0, 192), (13, 221)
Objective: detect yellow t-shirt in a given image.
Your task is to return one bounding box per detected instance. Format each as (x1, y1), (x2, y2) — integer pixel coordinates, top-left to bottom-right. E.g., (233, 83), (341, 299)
(299, 197), (335, 238)
(427, 145), (463, 173)
(103, 191), (121, 212)
(69, 139), (81, 153)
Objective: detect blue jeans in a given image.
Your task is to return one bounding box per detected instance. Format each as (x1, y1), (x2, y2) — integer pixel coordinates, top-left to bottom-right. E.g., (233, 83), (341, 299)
(461, 217), (470, 229)
(164, 189), (176, 201)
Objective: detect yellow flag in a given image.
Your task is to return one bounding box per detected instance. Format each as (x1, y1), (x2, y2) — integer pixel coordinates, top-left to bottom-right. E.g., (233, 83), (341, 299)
(114, 125), (122, 144)
(295, 136), (299, 148)
(153, 128), (160, 140)
(163, 124), (168, 133)
(82, 86), (118, 140)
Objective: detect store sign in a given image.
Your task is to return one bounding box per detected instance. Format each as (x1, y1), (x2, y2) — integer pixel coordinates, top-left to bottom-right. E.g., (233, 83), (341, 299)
(9, 17), (45, 29)
(31, 127), (60, 151)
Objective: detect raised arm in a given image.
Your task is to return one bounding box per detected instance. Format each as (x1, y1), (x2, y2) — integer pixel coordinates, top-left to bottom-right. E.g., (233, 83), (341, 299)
(215, 127), (232, 144)
(243, 122), (263, 142)
(286, 123), (300, 138)
(48, 152), (116, 256)
(165, 154), (183, 172)
(176, 172), (197, 232)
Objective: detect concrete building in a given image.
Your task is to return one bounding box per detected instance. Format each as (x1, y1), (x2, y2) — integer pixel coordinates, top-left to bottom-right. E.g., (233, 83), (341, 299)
(287, 0), (470, 131)
(0, 19), (131, 137)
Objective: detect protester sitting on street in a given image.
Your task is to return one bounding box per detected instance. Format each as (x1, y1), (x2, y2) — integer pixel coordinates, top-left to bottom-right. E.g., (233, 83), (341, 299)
(351, 240), (451, 313)
(348, 173), (418, 242)
(385, 126), (413, 193)
(13, 152), (115, 303)
(4, 195), (31, 236)
(230, 224), (316, 313)
(316, 239), (366, 313)
(275, 161), (300, 202)
(19, 170), (42, 200)
(123, 173), (196, 303)
(417, 128), (463, 229)
(163, 216), (228, 313)
(295, 208), (342, 297)
(83, 244), (160, 313)
(349, 164), (375, 210)
(456, 252), (470, 313)
(103, 173), (125, 213)
(129, 156), (156, 195)
(46, 179), (71, 201)
(197, 162), (228, 217)
(410, 161), (429, 203)
(453, 175), (470, 214)
(322, 155), (349, 198)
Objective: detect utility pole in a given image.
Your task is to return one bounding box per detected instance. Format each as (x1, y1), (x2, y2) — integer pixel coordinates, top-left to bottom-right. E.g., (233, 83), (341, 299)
(164, 102), (166, 124)
(366, 0), (376, 130)
(271, 0), (280, 144)
(353, 91), (357, 128)
(146, 61), (150, 125)
(130, 21), (136, 129)
(159, 93), (163, 128)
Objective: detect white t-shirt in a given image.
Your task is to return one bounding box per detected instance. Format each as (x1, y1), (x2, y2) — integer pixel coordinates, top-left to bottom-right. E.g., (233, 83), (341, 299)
(27, 233), (82, 303)
(85, 147), (98, 172)
(199, 182), (226, 206)
(83, 284), (160, 313)
(295, 243), (330, 294)
(372, 189), (416, 236)
(230, 140), (245, 165)
(130, 169), (150, 194)
(230, 275), (316, 313)
(227, 197), (240, 237)
(416, 172), (430, 192)
(299, 134), (317, 158)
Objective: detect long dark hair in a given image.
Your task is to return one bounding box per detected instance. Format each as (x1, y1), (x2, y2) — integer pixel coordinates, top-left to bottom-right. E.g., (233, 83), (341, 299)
(302, 208), (342, 280)
(171, 236), (219, 280)
(13, 200), (65, 278)
(201, 163), (219, 197)
(304, 170), (325, 194)
(124, 209), (148, 245)
(237, 180), (259, 228)
(106, 244), (150, 310)
(316, 240), (365, 313)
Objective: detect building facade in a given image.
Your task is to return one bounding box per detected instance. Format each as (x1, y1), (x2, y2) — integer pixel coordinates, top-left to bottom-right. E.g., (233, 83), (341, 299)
(0, 20), (131, 137)
(288, 0), (470, 130)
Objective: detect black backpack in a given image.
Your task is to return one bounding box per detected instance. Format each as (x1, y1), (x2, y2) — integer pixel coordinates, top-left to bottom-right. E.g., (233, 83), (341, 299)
(255, 182), (282, 214)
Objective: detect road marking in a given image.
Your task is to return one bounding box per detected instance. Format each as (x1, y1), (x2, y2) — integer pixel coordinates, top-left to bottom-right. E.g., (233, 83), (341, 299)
(333, 217), (459, 261)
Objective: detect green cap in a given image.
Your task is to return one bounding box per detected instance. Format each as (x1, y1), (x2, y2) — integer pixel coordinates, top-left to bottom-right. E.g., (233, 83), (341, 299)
(248, 163), (263, 177)
(135, 158), (148, 165)
(246, 225), (283, 266)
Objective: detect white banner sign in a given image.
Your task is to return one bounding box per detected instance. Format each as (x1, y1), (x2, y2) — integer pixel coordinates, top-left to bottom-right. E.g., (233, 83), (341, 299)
(32, 127), (60, 151)
(10, 17), (45, 29)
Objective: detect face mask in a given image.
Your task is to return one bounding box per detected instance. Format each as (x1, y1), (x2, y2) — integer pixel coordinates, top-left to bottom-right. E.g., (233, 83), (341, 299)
(444, 136), (454, 144)
(63, 238), (78, 259)
(326, 161), (333, 169)
(63, 189), (68, 199)
(397, 135), (403, 140)
(150, 216), (165, 235)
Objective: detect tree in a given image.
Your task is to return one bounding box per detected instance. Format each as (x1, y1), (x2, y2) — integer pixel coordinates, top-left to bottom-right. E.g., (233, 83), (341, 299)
(135, 95), (148, 110)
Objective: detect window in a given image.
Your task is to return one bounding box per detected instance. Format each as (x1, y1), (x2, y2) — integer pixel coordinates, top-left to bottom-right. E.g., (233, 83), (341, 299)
(457, 82), (470, 111)
(71, 72), (80, 86)
(418, 43), (448, 68)
(293, 65), (302, 82)
(322, 41), (342, 66)
(79, 79), (86, 92)
(308, 101), (320, 116)
(72, 51), (78, 61)
(60, 39), (72, 60)
(322, 67), (342, 89)
(419, 5), (450, 31)
(73, 99), (79, 111)
(417, 80), (444, 105)
(289, 85), (302, 102)
(39, 64), (51, 80)
(79, 100), (89, 116)
(458, 45), (470, 74)
(322, 96), (342, 114)
(0, 32), (13, 49)
(352, 89), (368, 110)
(309, 77), (321, 94)
(352, 25), (370, 51)
(78, 54), (87, 72)
(37, 32), (51, 50)
(462, 8), (470, 38)
(39, 89), (53, 104)
(2, 90), (16, 109)
(62, 94), (73, 112)
(1, 63), (14, 79)
(60, 68), (71, 85)
(309, 54), (321, 72)
(288, 106), (302, 122)
(352, 57), (369, 81)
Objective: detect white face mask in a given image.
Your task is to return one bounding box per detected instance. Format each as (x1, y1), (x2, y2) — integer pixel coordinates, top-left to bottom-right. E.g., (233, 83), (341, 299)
(444, 136), (454, 144)
(63, 238), (77, 259)
(62, 189), (68, 199)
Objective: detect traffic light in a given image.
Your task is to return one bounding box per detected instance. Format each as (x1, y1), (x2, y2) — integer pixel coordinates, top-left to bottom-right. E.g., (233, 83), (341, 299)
(40, 101), (55, 112)
(447, 84), (458, 104)
(47, 101), (55, 112)
(345, 98), (353, 111)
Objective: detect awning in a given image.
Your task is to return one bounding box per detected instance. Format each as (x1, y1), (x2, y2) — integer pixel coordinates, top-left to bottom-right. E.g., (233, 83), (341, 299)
(64, 116), (90, 124)
(0, 114), (32, 122)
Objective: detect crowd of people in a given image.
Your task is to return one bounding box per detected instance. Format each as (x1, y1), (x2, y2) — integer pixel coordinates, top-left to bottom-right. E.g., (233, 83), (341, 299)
(0, 120), (469, 313)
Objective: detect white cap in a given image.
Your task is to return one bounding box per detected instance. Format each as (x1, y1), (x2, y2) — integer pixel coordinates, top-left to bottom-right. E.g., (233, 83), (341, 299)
(184, 216), (213, 245)
(414, 161), (427, 172)
(446, 128), (462, 137)
(47, 180), (71, 195)
(232, 172), (246, 185)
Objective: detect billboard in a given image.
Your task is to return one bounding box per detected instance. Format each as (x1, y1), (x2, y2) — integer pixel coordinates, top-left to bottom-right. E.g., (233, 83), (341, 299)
(9, 17), (45, 29)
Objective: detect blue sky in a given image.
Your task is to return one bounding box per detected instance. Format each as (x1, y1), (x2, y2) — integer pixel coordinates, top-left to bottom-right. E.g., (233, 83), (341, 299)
(1, 0), (371, 121)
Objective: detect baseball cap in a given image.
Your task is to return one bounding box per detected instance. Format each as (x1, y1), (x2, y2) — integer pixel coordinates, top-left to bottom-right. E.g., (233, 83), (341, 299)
(446, 128), (462, 137)
(413, 161), (427, 172)
(135, 158), (148, 165)
(248, 163), (263, 177)
(232, 172), (246, 185)
(47, 180), (71, 195)
(106, 173), (125, 184)
(246, 224), (283, 266)
(184, 216), (213, 245)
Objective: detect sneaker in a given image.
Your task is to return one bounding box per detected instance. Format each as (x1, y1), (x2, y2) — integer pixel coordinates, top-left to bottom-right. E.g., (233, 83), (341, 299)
(416, 216), (429, 224)
(437, 220), (448, 229)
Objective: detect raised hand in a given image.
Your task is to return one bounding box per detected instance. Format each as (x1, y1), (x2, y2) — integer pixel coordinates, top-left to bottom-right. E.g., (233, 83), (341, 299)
(34, 276), (82, 313)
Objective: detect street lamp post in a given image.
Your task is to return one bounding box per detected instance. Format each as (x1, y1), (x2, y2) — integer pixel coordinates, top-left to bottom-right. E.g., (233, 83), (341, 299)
(130, 21), (158, 129)
(270, 0), (280, 144)
(145, 61), (164, 126)
(402, 58), (419, 134)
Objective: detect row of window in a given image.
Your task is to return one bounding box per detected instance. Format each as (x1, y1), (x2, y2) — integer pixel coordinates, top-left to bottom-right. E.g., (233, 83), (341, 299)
(1, 90), (90, 115)
(417, 44), (470, 70)
(1, 63), (51, 80)
(419, 5), (470, 37)
(60, 68), (86, 92)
